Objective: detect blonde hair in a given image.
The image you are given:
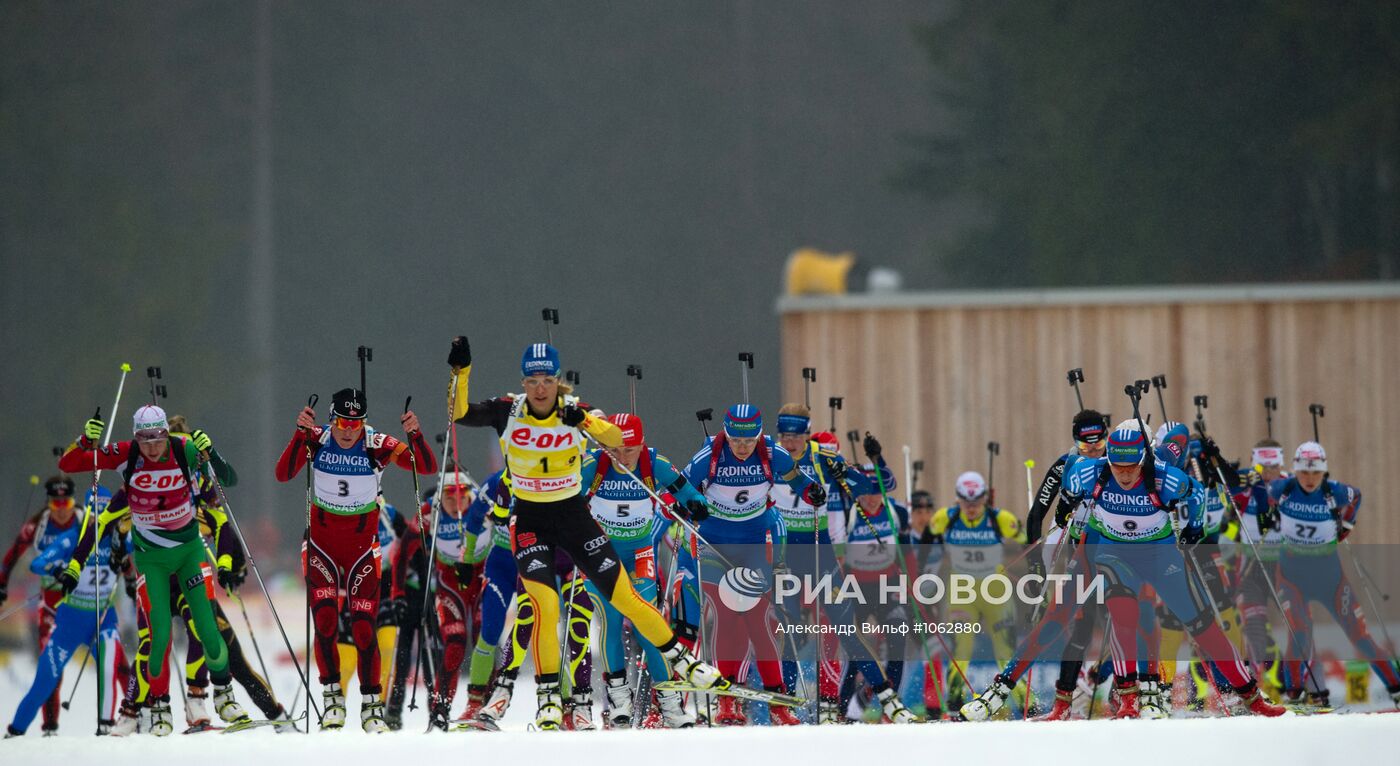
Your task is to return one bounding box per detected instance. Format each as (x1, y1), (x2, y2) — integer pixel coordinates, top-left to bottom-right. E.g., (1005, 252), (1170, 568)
(168, 414), (189, 434)
(778, 402), (810, 418)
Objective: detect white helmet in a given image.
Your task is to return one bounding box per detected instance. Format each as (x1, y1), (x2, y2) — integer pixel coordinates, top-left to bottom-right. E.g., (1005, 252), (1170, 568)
(954, 471), (988, 501)
(132, 405), (169, 442)
(1293, 442), (1327, 472)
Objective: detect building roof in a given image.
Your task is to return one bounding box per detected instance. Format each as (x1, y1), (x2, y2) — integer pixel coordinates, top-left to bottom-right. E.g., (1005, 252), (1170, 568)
(776, 281), (1400, 314)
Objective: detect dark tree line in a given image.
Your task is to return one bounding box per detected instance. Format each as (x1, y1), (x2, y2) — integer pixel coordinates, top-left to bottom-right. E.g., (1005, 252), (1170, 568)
(898, 0), (1400, 285)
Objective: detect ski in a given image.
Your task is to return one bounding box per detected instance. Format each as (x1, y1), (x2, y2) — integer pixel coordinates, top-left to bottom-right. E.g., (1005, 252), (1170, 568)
(182, 722), (224, 734)
(452, 717), (501, 732)
(652, 681), (805, 708)
(221, 713), (307, 734)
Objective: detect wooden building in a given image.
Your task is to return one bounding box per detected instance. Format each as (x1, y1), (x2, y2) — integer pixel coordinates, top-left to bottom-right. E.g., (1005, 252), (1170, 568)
(779, 282), (1400, 552)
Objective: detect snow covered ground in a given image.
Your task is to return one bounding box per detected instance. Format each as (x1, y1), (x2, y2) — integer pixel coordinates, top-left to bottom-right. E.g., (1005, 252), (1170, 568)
(3, 592), (1396, 766)
(4, 644), (1397, 766)
(0, 697), (1394, 766)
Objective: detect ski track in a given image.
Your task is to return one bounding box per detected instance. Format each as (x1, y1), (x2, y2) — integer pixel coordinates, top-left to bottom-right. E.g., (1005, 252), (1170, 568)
(2, 655), (1395, 766)
(4, 607), (1398, 766)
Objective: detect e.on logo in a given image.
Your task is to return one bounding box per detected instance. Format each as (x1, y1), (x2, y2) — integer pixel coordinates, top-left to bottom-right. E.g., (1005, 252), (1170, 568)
(132, 471), (185, 490)
(510, 428), (575, 450)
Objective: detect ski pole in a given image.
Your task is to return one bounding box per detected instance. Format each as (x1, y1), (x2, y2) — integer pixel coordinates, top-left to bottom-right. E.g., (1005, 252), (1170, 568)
(632, 526), (687, 727)
(828, 397), (842, 434)
(1024, 459), (1036, 515)
(902, 445), (913, 507)
(578, 432), (732, 568)
(1263, 397), (1277, 441)
(1067, 368), (1085, 411)
(912, 460), (923, 494)
(0, 594), (40, 622)
(300, 393), (318, 729)
(1308, 403), (1324, 442)
(228, 589), (275, 701)
(21, 474), (40, 515)
(1341, 541), (1400, 666)
(64, 362), (131, 719)
(802, 367), (816, 410)
(199, 445), (321, 721)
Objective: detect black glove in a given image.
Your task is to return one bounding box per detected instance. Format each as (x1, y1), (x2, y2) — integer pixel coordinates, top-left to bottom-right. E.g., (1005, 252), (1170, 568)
(54, 568), (79, 597)
(384, 596), (408, 627)
(1053, 496), (1076, 529)
(0, 582), (7, 607)
(454, 561), (475, 584)
(447, 336), (472, 368)
(1180, 522), (1206, 545)
(217, 566), (246, 592)
(1199, 436), (1222, 461)
(1028, 556), (1046, 582)
(125, 575), (137, 600)
(862, 433), (882, 460)
(560, 403), (587, 428)
(826, 459), (847, 483)
(805, 482), (828, 508)
(1257, 502), (1279, 533)
(677, 499), (709, 524)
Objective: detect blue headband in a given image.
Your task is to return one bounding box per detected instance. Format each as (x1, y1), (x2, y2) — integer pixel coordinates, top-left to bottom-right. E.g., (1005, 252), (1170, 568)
(776, 414), (811, 434)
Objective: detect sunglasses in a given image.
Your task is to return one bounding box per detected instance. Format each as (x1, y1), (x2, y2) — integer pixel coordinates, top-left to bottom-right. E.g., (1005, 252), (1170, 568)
(49, 496), (76, 510)
(333, 416), (365, 431)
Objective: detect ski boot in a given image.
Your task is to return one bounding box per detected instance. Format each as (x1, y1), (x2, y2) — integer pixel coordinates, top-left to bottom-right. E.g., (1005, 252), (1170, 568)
(768, 687), (802, 726)
(1238, 683), (1285, 717)
(1138, 680), (1167, 719)
(321, 683), (347, 730)
(818, 696), (842, 724)
(1112, 682), (1140, 719)
(604, 674), (633, 727)
(97, 718), (115, 736)
(534, 681), (564, 731)
(714, 693), (746, 725)
(213, 683), (251, 724)
(150, 698), (175, 737)
(272, 706), (298, 733)
(428, 698), (451, 731)
(186, 687), (212, 728)
(457, 685), (489, 724)
(959, 676), (1012, 721)
(1389, 685), (1400, 709)
(657, 689), (695, 728)
(878, 687), (918, 724)
(565, 689), (595, 731)
(41, 724), (58, 737)
(1035, 688), (1075, 721)
(4, 725), (20, 738)
(480, 675), (515, 722)
(661, 641), (728, 692)
(361, 693), (389, 733)
(109, 704), (141, 737)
